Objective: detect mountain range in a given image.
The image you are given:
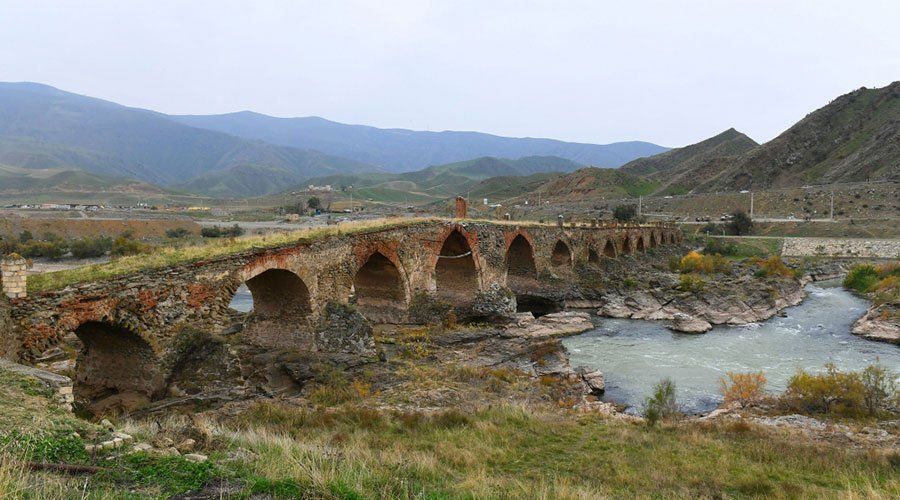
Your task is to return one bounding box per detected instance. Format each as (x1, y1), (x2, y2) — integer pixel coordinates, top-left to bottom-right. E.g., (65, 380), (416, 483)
(0, 82), (666, 197)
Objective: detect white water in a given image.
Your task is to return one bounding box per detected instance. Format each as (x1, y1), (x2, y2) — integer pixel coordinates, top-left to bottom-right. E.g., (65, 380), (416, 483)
(562, 281), (900, 414)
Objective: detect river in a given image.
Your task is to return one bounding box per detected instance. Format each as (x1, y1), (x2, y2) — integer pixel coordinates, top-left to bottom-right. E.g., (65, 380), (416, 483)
(562, 280), (900, 414)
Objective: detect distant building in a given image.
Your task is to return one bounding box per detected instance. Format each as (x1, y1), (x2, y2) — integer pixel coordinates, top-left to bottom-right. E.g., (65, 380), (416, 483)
(210, 208), (230, 217)
(306, 184), (333, 192)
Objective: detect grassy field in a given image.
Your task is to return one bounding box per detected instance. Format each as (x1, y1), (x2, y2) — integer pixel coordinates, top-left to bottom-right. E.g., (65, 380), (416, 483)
(1, 366), (897, 498)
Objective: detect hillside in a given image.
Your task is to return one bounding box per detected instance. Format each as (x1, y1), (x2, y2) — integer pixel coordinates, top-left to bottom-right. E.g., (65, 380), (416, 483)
(0, 83), (375, 193)
(0, 164), (185, 204)
(692, 82), (900, 192)
(299, 156), (580, 204)
(619, 128), (759, 195)
(511, 167), (659, 203)
(173, 111), (668, 171)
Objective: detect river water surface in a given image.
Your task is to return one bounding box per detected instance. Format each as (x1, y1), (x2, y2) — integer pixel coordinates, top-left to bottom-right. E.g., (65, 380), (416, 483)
(562, 281), (900, 414)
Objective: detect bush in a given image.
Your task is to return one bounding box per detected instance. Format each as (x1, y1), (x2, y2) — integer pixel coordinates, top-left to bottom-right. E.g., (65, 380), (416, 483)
(860, 362), (898, 416)
(703, 238), (737, 256)
(754, 256), (793, 278)
(112, 234), (149, 256)
(719, 371), (767, 407)
(18, 230), (33, 243)
(613, 204), (637, 222)
(843, 264), (882, 294)
(727, 211), (753, 235)
(678, 273), (706, 292)
(201, 224), (245, 238)
(781, 363), (867, 417)
(679, 251), (730, 274)
(69, 236), (112, 258)
(165, 227), (192, 238)
(19, 239), (66, 259)
(643, 378), (680, 426)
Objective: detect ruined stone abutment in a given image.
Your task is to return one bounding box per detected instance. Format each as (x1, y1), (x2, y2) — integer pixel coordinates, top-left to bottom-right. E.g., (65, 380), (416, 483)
(603, 239), (617, 258)
(435, 230), (479, 302)
(73, 321), (164, 410)
(243, 268), (314, 348)
(650, 232), (658, 248)
(588, 248), (600, 264)
(352, 252), (408, 323)
(551, 240), (573, 268)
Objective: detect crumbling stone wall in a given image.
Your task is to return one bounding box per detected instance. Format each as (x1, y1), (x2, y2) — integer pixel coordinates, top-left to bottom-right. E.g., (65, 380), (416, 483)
(781, 237), (900, 259)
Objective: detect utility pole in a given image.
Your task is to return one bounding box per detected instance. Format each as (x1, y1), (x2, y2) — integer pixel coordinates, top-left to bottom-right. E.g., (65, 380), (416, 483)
(638, 196), (642, 217)
(830, 190), (834, 220)
(349, 186), (353, 214)
(749, 191), (754, 220)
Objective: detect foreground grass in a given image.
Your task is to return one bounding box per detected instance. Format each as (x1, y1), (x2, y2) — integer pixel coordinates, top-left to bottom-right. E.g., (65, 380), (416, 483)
(212, 403), (898, 498)
(27, 217), (434, 292)
(1, 362), (898, 498)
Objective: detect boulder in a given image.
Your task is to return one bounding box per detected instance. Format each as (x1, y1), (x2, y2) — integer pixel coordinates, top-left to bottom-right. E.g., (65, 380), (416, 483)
(667, 313), (712, 333)
(316, 302), (376, 355)
(577, 367), (605, 395)
(506, 311), (594, 338)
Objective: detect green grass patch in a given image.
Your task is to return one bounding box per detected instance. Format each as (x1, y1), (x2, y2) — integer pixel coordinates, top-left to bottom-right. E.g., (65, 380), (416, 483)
(27, 218), (434, 292)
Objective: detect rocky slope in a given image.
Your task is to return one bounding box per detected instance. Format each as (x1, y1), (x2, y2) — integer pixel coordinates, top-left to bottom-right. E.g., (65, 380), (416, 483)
(694, 82), (900, 192)
(620, 128), (758, 195)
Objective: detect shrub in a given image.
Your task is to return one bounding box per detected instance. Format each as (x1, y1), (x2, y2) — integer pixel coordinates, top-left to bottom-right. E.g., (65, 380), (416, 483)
(860, 362), (898, 416)
(727, 211), (753, 235)
(613, 204), (637, 222)
(70, 236), (112, 258)
(679, 251), (730, 274)
(872, 275), (899, 305)
(18, 230), (33, 243)
(754, 256), (793, 278)
(165, 227), (192, 238)
(843, 264), (881, 294)
(201, 224), (245, 238)
(643, 378), (680, 426)
(719, 371), (767, 407)
(781, 363), (867, 417)
(112, 234), (149, 256)
(678, 273), (706, 292)
(703, 238), (737, 256)
(19, 239), (66, 259)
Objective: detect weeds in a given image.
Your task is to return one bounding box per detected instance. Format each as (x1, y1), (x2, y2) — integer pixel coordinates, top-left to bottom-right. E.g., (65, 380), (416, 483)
(643, 378), (680, 426)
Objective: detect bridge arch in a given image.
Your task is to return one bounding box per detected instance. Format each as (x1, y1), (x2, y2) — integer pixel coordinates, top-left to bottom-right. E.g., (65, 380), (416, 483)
(603, 239), (617, 258)
(233, 267), (316, 348)
(636, 235), (646, 252)
(621, 236), (634, 255)
(435, 229), (479, 302)
(72, 320), (164, 410)
(352, 251), (409, 323)
(506, 233), (537, 283)
(587, 248), (600, 264)
(550, 240), (573, 268)
(649, 232), (658, 248)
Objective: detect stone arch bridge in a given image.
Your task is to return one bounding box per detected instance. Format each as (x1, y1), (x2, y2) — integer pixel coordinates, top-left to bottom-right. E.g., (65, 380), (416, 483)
(5, 219), (680, 405)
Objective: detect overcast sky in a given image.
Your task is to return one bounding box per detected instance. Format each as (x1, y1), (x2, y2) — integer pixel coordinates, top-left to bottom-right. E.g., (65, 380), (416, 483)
(1, 0), (898, 147)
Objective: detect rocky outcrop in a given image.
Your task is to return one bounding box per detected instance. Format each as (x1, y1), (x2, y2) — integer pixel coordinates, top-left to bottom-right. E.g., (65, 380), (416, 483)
(505, 311), (594, 338)
(851, 304), (900, 345)
(576, 366), (605, 395)
(593, 263), (805, 333)
(668, 313), (712, 333)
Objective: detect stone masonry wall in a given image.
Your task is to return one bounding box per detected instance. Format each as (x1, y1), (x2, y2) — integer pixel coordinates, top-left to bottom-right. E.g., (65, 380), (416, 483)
(781, 237), (900, 259)
(6, 220), (682, 375)
(2, 257), (28, 299)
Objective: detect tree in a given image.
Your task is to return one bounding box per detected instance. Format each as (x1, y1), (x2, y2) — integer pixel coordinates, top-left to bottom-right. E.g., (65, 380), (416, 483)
(613, 204), (637, 222)
(307, 197), (321, 210)
(727, 210), (753, 235)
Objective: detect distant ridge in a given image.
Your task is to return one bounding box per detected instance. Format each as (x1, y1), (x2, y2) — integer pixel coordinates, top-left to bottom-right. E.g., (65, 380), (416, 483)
(172, 111), (668, 172)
